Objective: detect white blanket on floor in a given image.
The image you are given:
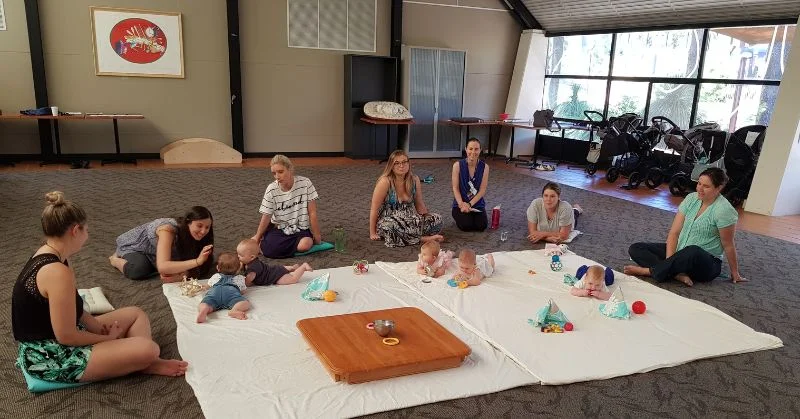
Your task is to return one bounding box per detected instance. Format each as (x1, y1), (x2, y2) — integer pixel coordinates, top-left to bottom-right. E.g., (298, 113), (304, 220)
(377, 250), (783, 385)
(163, 265), (535, 419)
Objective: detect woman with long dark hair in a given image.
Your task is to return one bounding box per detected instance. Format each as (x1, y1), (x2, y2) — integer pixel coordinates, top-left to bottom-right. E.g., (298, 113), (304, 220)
(110, 206), (215, 281)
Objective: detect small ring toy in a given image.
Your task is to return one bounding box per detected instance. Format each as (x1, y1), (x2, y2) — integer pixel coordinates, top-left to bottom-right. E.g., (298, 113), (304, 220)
(366, 322), (374, 329)
(382, 337), (400, 346)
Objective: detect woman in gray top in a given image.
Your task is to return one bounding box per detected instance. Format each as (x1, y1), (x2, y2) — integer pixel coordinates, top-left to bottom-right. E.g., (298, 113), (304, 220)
(526, 182), (581, 244)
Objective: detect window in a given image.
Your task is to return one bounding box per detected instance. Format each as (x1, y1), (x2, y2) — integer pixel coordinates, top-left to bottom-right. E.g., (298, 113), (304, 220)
(703, 25), (795, 81)
(648, 84), (696, 129)
(541, 25), (791, 139)
(543, 79), (606, 119)
(608, 81), (647, 118)
(287, 0), (376, 52)
(613, 29), (703, 78)
(546, 34), (612, 76)
(695, 84), (780, 131)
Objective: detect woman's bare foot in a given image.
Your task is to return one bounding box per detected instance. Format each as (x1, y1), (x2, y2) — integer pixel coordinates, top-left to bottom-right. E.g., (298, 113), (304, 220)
(196, 304), (213, 323)
(142, 359), (189, 377)
(623, 265), (651, 277)
(229, 310), (247, 320)
(422, 234), (445, 243)
(675, 274), (694, 287)
(109, 254), (126, 273)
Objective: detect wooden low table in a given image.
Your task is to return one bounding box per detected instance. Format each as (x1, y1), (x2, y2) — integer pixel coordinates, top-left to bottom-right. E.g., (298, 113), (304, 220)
(297, 307), (471, 384)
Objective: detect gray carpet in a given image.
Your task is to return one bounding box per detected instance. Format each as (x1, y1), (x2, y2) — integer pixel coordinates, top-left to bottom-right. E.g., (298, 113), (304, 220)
(1, 162), (798, 418)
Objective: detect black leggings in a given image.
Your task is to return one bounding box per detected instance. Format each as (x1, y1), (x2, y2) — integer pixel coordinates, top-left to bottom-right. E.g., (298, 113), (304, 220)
(121, 252), (158, 280)
(452, 207), (488, 232)
(628, 242), (721, 283)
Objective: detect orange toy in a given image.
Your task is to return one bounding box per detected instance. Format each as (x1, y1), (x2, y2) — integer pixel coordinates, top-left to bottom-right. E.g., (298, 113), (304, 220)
(323, 290), (337, 302)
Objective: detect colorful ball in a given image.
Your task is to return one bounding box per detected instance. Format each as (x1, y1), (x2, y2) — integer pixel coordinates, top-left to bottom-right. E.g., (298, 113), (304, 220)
(632, 300), (646, 314)
(564, 322), (574, 331)
(323, 290), (337, 302)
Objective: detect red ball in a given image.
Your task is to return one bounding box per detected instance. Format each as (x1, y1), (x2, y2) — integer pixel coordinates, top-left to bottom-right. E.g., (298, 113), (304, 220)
(632, 300), (646, 314)
(564, 322), (574, 331)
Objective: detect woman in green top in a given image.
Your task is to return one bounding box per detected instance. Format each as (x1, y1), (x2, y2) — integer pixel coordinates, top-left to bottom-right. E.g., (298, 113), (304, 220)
(624, 168), (747, 286)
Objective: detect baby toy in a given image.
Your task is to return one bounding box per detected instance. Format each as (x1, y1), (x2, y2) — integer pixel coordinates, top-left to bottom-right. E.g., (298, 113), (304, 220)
(632, 300), (647, 314)
(323, 290), (338, 302)
(352, 260), (369, 275)
(550, 255), (563, 271)
(179, 275), (205, 297)
(528, 298), (570, 332)
(447, 278), (469, 288)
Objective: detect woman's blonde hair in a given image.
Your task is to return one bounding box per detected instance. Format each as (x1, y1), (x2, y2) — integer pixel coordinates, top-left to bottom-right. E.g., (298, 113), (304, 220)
(271, 154), (294, 172)
(379, 150), (415, 198)
(41, 191), (87, 237)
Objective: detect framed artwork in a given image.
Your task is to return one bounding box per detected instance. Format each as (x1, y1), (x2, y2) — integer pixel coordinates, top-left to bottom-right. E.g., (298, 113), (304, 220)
(90, 7), (184, 78)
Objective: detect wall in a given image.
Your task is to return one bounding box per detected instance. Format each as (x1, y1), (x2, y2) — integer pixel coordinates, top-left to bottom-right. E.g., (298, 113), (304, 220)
(238, 0), (390, 153)
(402, 0), (520, 152)
(0, 0), (231, 155)
(1, 0), (520, 155)
(745, 14), (800, 216)
(0, 0), (37, 154)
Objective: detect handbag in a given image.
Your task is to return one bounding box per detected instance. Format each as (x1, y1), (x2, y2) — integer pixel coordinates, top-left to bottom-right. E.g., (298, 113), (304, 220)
(533, 109), (561, 131)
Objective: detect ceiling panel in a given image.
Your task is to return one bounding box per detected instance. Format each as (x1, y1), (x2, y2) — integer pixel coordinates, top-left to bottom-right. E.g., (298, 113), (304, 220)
(521, 0), (800, 33)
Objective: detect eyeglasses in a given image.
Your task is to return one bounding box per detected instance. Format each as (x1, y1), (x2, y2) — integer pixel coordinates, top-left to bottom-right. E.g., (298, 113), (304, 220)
(393, 160), (410, 166)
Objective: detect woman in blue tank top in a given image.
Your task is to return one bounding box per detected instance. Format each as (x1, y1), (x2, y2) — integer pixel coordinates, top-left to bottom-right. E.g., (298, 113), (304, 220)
(451, 138), (490, 231)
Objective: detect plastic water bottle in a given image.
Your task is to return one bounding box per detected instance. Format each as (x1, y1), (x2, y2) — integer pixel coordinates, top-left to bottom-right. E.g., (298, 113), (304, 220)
(333, 227), (346, 253)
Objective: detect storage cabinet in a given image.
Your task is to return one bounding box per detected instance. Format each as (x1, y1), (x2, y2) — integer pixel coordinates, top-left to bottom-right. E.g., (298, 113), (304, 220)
(402, 46), (466, 158)
(343, 55), (398, 159)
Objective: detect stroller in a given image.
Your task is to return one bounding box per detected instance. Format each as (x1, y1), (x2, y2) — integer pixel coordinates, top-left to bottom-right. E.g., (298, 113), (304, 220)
(721, 125), (767, 207)
(584, 112), (651, 187)
(643, 119), (718, 189)
(668, 125), (730, 197)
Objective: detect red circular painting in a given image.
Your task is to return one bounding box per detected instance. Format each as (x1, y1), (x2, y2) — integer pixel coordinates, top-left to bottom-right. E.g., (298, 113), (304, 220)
(109, 18), (167, 64)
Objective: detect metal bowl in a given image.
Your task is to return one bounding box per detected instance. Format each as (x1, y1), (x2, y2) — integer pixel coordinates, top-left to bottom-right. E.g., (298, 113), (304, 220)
(373, 319), (395, 337)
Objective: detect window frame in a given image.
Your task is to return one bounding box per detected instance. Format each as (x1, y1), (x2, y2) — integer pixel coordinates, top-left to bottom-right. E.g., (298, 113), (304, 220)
(543, 20), (792, 129)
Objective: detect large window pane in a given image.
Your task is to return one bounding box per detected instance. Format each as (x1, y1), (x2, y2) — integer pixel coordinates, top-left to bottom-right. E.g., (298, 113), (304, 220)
(703, 25), (795, 81)
(608, 81), (647, 118)
(648, 83), (696, 129)
(613, 29), (703, 78)
(546, 34), (612, 76)
(695, 83), (780, 131)
(543, 78), (606, 120)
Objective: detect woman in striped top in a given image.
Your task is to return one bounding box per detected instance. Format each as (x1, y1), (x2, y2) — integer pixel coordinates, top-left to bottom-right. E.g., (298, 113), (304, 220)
(624, 168), (747, 287)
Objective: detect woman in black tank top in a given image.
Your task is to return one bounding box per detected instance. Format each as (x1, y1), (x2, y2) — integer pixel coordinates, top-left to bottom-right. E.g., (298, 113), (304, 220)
(11, 191), (189, 385)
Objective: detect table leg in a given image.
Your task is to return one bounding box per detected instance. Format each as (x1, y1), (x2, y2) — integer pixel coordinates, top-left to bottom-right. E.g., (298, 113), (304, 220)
(102, 119), (137, 166)
(506, 127), (532, 165)
(379, 125), (391, 164)
(39, 119), (73, 167)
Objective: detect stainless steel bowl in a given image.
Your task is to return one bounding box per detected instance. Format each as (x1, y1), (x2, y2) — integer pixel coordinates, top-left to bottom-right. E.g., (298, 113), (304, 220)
(373, 319), (395, 337)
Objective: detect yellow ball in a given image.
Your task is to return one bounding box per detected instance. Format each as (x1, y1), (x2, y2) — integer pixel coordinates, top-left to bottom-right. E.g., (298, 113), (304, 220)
(323, 290), (337, 302)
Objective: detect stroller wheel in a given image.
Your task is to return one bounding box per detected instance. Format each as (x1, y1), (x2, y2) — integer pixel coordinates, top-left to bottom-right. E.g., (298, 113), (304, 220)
(606, 167), (620, 183)
(669, 174), (690, 197)
(645, 167), (663, 189)
(628, 171), (643, 189)
(586, 163), (597, 176)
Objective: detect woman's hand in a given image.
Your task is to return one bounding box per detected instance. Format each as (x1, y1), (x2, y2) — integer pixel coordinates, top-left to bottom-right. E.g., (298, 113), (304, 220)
(459, 202), (471, 213)
(313, 232), (322, 245)
(197, 244), (214, 265)
(731, 271), (749, 283)
(101, 321), (124, 340)
(527, 232), (544, 243)
(250, 234), (261, 243)
(370, 232), (381, 241)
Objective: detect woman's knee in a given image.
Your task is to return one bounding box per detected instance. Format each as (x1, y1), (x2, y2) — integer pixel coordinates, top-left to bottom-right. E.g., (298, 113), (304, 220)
(297, 237), (313, 252)
(127, 337), (160, 362)
(123, 260), (156, 280)
(628, 242), (644, 256)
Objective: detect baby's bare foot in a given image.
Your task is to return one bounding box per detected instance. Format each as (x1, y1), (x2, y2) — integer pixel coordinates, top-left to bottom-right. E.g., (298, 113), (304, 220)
(301, 262), (313, 272)
(229, 310), (247, 320)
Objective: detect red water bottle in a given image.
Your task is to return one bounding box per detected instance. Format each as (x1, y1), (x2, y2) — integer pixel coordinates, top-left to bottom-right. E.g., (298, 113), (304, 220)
(490, 205), (501, 229)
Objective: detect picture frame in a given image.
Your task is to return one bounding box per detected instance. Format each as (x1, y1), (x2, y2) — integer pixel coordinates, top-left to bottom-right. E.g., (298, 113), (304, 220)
(90, 7), (184, 78)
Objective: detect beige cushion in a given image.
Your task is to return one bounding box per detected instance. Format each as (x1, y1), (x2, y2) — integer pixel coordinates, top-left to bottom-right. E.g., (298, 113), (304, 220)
(363, 101), (413, 121)
(160, 138), (242, 164)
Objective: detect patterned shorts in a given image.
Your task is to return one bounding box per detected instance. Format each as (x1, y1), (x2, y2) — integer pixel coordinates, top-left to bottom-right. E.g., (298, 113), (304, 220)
(18, 339), (92, 383)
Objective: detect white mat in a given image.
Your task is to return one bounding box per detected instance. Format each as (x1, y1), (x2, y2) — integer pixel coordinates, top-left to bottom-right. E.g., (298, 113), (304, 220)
(163, 265), (535, 419)
(377, 250), (783, 385)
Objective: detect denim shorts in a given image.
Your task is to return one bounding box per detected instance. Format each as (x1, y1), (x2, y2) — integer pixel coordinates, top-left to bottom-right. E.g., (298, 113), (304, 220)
(201, 285), (247, 310)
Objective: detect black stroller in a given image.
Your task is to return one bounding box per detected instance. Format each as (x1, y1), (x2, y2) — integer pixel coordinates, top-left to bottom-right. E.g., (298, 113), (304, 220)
(722, 125), (767, 207)
(668, 126), (730, 197)
(643, 118), (714, 189)
(583, 112), (650, 187)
